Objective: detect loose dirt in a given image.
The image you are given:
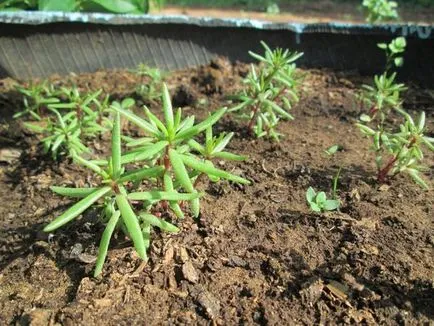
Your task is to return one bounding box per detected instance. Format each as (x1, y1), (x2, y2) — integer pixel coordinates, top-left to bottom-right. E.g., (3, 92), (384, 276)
(0, 59), (433, 325)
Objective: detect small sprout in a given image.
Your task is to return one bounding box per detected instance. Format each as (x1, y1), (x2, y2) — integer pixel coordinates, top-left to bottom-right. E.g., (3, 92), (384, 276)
(24, 108), (89, 159)
(14, 81), (60, 120)
(131, 63), (165, 102)
(45, 113), (197, 276)
(363, 0), (399, 23)
(112, 83), (250, 218)
(357, 111), (433, 189)
(377, 37), (406, 73)
(230, 41), (303, 141)
(324, 144), (343, 199)
(49, 87), (108, 136)
(324, 144), (340, 156)
(359, 72), (406, 128)
(306, 187), (340, 213)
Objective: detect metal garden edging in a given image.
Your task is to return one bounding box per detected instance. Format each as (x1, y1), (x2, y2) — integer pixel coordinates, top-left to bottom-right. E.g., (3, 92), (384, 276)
(0, 12), (433, 85)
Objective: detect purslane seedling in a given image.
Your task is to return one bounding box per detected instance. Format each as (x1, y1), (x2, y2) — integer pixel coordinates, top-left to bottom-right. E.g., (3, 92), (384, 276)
(111, 83), (250, 218)
(230, 41), (303, 141)
(306, 187), (340, 213)
(49, 87), (109, 136)
(362, 0), (399, 23)
(359, 72), (407, 128)
(378, 37), (406, 73)
(45, 113), (199, 276)
(357, 111), (434, 189)
(14, 81), (60, 120)
(24, 108), (90, 159)
(131, 63), (165, 102)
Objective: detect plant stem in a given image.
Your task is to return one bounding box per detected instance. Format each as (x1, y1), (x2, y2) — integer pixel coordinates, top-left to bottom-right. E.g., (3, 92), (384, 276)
(248, 104), (259, 132)
(332, 166), (342, 199)
(377, 156), (397, 183)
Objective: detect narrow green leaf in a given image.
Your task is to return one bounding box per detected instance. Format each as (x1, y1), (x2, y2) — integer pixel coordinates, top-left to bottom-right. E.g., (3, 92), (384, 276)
(126, 137), (154, 147)
(127, 190), (202, 201)
(175, 108), (227, 141)
(264, 99), (293, 120)
(139, 213), (179, 233)
(181, 154), (250, 185)
(112, 113), (122, 179)
(50, 186), (101, 198)
(213, 151), (247, 161)
(44, 186), (111, 232)
(73, 153), (109, 179)
(112, 105), (159, 137)
(169, 148), (200, 217)
(118, 166), (164, 183)
(116, 190), (147, 260)
(120, 141), (168, 164)
(162, 83), (174, 137)
(164, 172), (184, 218)
(213, 132), (234, 154)
(144, 107), (168, 136)
(94, 210), (120, 277)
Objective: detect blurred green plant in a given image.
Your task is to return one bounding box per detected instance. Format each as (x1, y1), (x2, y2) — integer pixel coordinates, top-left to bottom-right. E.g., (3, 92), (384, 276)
(362, 0), (399, 23)
(230, 41), (303, 141)
(13, 81), (60, 120)
(377, 37), (406, 73)
(0, 0), (164, 13)
(131, 63), (165, 102)
(358, 72), (407, 129)
(306, 187), (340, 213)
(24, 108), (90, 159)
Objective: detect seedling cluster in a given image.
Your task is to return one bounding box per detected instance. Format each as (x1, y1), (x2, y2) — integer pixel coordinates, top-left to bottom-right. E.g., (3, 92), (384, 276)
(17, 77), (250, 275)
(362, 0), (399, 23)
(230, 41), (303, 141)
(11, 39), (432, 278)
(357, 37), (433, 189)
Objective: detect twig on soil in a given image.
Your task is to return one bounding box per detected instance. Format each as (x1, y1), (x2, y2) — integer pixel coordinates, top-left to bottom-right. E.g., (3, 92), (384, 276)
(261, 159), (274, 176)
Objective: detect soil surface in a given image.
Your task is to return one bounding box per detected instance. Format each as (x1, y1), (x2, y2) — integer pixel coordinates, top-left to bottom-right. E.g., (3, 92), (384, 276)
(160, 3), (434, 24)
(0, 59), (433, 325)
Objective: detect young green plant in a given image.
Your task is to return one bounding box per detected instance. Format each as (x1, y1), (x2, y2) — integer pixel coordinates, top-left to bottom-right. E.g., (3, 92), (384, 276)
(362, 0), (399, 23)
(378, 37), (406, 73)
(14, 81), (60, 120)
(131, 63), (165, 102)
(111, 83), (250, 218)
(306, 187), (340, 213)
(230, 41), (303, 141)
(24, 108), (90, 159)
(45, 113), (200, 276)
(357, 111), (433, 189)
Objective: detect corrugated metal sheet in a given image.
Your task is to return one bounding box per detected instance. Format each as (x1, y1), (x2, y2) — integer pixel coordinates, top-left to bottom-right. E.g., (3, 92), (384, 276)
(0, 12), (433, 84)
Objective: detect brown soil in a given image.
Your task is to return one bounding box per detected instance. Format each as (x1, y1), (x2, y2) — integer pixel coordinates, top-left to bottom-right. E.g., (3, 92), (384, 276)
(160, 3), (434, 24)
(0, 59), (433, 325)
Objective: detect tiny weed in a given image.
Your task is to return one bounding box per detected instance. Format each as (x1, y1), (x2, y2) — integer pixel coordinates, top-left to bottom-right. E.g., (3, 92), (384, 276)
(306, 187), (340, 213)
(363, 0), (399, 23)
(230, 41), (303, 141)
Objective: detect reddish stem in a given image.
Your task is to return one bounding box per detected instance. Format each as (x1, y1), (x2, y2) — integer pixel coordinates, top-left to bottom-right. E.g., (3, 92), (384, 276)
(377, 156), (397, 183)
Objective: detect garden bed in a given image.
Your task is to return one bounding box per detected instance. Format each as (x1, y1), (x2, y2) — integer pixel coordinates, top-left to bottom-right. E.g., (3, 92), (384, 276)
(0, 59), (433, 325)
